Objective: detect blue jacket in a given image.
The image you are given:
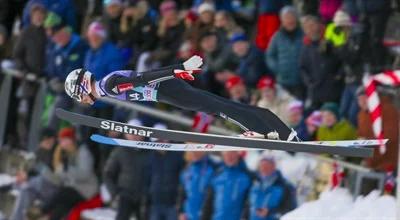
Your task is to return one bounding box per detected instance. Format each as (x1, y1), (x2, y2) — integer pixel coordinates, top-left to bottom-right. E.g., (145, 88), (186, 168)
(207, 161), (252, 220)
(84, 42), (125, 80)
(22, 0), (76, 29)
(45, 34), (88, 80)
(294, 119), (312, 141)
(236, 45), (268, 87)
(149, 151), (185, 206)
(249, 171), (285, 220)
(180, 157), (215, 220)
(266, 28), (303, 86)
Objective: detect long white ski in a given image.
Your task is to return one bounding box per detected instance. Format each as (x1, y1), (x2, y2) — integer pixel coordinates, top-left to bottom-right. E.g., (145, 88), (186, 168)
(56, 108), (377, 157)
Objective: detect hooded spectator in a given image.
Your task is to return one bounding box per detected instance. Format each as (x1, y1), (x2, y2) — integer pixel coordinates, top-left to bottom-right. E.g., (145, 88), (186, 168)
(42, 127), (98, 220)
(266, 6), (304, 99)
(287, 100), (311, 141)
(202, 151), (252, 220)
(257, 76), (294, 124)
(103, 119), (150, 220)
(357, 89), (399, 171)
(300, 15), (344, 110)
(316, 102), (357, 141)
(178, 152), (215, 220)
(230, 33), (268, 87)
(249, 155), (286, 220)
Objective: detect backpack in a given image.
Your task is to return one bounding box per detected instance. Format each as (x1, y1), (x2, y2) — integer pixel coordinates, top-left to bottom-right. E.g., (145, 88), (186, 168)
(275, 176), (298, 215)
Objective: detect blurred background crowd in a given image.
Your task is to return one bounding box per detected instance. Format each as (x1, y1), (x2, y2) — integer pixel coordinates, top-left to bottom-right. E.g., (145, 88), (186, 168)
(0, 0), (400, 219)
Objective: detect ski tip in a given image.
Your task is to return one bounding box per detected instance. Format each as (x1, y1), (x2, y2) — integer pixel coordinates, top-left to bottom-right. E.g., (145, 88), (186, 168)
(90, 134), (119, 146)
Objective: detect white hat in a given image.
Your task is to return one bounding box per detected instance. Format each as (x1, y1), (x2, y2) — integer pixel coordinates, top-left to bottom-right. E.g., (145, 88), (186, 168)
(127, 119), (143, 127)
(198, 3), (215, 14)
(333, 10), (352, 27)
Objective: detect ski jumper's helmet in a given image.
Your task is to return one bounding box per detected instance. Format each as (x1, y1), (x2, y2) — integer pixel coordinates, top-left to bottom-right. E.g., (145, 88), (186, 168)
(65, 69), (96, 102)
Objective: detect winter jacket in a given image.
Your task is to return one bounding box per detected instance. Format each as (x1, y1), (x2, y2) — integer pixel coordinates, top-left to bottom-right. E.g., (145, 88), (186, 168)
(53, 144), (98, 199)
(257, 87), (295, 124)
(316, 119), (357, 141)
(319, 0), (342, 22)
(22, 0), (77, 29)
(266, 28), (304, 87)
(13, 25), (47, 75)
(249, 171), (285, 220)
(256, 0), (290, 15)
(300, 39), (344, 106)
(202, 161), (252, 220)
(236, 45), (268, 87)
(103, 148), (150, 201)
(179, 157), (215, 220)
(293, 119), (313, 141)
(152, 22), (185, 66)
(357, 96), (399, 171)
(120, 15), (157, 52)
(85, 41), (125, 80)
(45, 34), (88, 80)
(149, 151), (185, 205)
(102, 15), (123, 46)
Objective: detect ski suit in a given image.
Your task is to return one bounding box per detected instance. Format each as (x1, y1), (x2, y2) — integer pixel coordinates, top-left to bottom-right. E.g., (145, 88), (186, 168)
(94, 65), (292, 139)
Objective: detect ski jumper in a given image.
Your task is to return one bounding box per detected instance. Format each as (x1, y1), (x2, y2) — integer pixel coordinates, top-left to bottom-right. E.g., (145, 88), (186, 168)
(95, 65), (292, 139)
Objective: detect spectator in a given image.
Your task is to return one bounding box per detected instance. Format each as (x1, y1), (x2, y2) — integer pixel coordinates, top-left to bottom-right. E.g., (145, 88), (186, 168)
(0, 0), (25, 34)
(0, 24), (10, 60)
(286, 100), (312, 141)
(318, 0), (342, 23)
(266, 6), (304, 99)
(43, 12), (88, 129)
(12, 4), (47, 147)
(256, 76), (294, 124)
(85, 21), (124, 81)
(22, 0), (77, 30)
(148, 0), (184, 66)
(230, 33), (268, 87)
(214, 11), (243, 41)
(324, 10), (353, 48)
(316, 102), (357, 141)
(332, 10), (363, 126)
(178, 152), (215, 220)
(103, 119), (150, 220)
(119, 1), (157, 67)
(191, 2), (216, 45)
(357, 88), (399, 171)
(202, 151), (252, 220)
(13, 3), (47, 75)
(102, 0), (124, 44)
(255, 0), (289, 50)
(41, 127), (98, 220)
(200, 31), (237, 93)
(300, 15), (343, 110)
(148, 149), (185, 220)
(10, 128), (58, 220)
(249, 155), (285, 220)
(305, 110), (322, 140)
(225, 76), (249, 104)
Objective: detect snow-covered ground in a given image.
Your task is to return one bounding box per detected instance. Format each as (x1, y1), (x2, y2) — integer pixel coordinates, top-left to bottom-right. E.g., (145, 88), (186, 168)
(282, 188), (397, 220)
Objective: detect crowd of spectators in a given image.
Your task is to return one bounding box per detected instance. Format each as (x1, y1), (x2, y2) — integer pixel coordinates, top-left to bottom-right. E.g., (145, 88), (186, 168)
(0, 0), (400, 219)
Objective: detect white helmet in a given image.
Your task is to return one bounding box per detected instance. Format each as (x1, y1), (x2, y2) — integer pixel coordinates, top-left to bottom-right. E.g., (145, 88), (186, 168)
(65, 68), (95, 102)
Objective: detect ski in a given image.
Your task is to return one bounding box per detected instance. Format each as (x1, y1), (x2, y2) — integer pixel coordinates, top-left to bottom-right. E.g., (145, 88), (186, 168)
(91, 134), (257, 151)
(90, 134), (385, 152)
(56, 108), (376, 157)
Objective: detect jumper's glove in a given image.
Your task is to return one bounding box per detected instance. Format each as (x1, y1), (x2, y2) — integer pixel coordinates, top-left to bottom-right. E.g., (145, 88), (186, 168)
(183, 55), (203, 71)
(174, 69), (201, 81)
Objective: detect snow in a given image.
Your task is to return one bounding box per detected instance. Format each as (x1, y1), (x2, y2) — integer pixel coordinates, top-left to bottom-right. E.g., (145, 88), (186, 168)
(282, 188), (397, 220)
